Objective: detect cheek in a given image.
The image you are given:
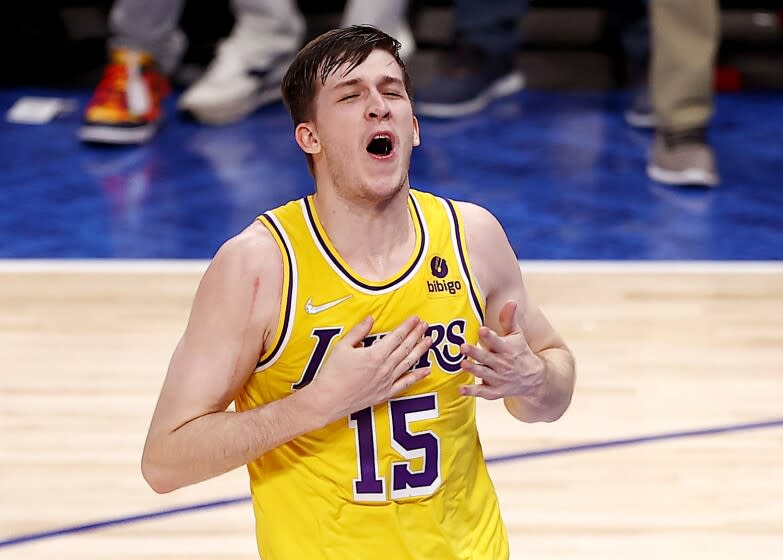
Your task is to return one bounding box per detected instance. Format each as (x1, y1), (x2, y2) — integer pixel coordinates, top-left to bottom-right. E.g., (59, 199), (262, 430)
(322, 122), (360, 156)
(323, 134), (356, 161)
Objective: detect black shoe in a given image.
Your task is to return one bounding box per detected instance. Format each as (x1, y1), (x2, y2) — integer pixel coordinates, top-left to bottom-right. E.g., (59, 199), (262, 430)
(414, 46), (524, 118)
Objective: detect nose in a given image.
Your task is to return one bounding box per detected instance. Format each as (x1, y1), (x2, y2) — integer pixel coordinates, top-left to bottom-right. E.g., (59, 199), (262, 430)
(366, 90), (391, 121)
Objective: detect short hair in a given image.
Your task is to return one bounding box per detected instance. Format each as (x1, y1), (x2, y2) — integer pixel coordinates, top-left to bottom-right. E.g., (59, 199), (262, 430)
(281, 25), (413, 174)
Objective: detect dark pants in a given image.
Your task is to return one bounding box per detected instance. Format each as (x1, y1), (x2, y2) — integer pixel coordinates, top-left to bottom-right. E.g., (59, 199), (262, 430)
(454, 0), (527, 56)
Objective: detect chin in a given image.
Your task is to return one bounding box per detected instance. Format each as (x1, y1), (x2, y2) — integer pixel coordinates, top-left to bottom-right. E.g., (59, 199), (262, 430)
(361, 174), (408, 200)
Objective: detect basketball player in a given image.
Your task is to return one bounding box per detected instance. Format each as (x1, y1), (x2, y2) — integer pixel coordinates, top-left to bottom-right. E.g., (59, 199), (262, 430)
(141, 26), (575, 559)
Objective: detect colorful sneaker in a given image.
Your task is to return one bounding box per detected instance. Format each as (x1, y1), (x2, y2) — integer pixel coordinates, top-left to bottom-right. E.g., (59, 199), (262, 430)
(80, 49), (171, 144)
(414, 46), (524, 118)
(647, 128), (719, 187)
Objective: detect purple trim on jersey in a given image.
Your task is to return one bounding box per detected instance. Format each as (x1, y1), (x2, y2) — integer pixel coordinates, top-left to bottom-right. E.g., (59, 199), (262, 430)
(256, 213), (294, 368)
(303, 194), (426, 292)
(444, 199), (485, 324)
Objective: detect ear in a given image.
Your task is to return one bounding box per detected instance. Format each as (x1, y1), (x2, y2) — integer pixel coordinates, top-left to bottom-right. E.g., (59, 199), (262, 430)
(412, 115), (420, 147)
(295, 122), (321, 155)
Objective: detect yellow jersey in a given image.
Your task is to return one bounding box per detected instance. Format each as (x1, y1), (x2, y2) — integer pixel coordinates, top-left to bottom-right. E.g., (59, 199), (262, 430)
(235, 189), (508, 559)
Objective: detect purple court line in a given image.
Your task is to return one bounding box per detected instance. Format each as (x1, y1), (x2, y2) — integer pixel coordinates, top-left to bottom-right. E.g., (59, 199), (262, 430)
(483, 418), (783, 464)
(0, 497), (251, 548)
(2, 418), (781, 549)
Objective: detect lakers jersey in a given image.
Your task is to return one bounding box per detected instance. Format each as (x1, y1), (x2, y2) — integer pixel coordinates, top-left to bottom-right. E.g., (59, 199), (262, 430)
(235, 190), (508, 560)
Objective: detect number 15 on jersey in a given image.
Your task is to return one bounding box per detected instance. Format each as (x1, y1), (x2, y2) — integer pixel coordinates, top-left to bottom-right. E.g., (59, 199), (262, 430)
(349, 393), (442, 502)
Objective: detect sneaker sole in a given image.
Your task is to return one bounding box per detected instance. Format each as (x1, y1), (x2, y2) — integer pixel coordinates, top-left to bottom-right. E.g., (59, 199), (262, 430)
(415, 71), (525, 118)
(647, 164), (719, 187)
(624, 109), (656, 129)
(179, 89), (282, 125)
(79, 123), (158, 144)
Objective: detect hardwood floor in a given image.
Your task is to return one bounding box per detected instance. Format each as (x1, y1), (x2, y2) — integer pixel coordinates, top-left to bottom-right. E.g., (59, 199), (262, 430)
(2, 264), (781, 559)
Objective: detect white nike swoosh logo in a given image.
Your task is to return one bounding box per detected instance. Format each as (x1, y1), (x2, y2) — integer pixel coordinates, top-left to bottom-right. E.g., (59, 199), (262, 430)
(304, 295), (352, 315)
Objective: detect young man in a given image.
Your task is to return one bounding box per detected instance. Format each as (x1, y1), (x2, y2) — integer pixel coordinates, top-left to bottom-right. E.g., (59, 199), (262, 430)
(141, 25), (575, 559)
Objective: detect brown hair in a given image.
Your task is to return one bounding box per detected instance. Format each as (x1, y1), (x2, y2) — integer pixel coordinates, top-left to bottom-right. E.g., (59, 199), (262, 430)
(281, 25), (413, 174)
(282, 25), (412, 125)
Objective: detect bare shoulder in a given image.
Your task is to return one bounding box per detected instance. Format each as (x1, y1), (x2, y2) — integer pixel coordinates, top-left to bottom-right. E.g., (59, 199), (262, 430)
(453, 200), (506, 242)
(210, 220), (283, 279)
(213, 221), (282, 264)
(453, 200), (518, 299)
(196, 220), (284, 322)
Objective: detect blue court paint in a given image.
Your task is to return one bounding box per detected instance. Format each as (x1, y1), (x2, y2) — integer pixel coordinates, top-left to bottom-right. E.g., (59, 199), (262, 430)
(1, 89), (782, 259)
(2, 418), (781, 549)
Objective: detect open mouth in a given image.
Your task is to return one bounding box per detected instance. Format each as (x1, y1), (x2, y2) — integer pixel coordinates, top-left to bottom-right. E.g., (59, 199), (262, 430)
(366, 134), (394, 158)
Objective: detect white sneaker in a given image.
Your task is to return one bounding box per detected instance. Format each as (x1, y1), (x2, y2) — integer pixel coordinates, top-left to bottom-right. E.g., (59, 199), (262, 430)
(178, 50), (289, 125)
(395, 23), (416, 63)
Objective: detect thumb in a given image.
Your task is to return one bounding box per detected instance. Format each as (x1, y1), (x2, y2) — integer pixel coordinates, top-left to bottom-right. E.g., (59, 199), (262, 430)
(342, 316), (375, 347)
(498, 300), (522, 336)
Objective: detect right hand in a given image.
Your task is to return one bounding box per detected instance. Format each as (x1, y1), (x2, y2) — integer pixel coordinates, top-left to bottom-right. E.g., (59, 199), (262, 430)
(309, 316), (432, 421)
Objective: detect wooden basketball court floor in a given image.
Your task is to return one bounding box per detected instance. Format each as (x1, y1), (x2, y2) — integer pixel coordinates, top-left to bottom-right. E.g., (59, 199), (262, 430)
(1, 261), (781, 559)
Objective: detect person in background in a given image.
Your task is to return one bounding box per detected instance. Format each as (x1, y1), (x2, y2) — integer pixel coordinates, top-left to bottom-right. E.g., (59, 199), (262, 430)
(647, 0), (720, 187)
(622, 0), (720, 187)
(80, 0), (412, 144)
(414, 0), (526, 118)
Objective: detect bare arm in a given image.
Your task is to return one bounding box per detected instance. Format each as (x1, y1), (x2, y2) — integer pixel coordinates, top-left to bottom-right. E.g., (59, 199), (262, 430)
(141, 224), (432, 494)
(140, 223), (313, 492)
(456, 201), (575, 423)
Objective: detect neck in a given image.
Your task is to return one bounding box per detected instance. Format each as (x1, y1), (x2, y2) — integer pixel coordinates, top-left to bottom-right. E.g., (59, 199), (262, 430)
(312, 181), (415, 280)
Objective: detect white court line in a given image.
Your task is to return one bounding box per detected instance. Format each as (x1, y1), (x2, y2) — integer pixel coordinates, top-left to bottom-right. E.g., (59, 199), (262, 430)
(518, 260), (783, 274)
(0, 260), (781, 274)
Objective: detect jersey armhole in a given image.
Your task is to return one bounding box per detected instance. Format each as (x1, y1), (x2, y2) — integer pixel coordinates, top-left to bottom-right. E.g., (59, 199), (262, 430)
(254, 213), (297, 372)
(441, 198), (486, 325)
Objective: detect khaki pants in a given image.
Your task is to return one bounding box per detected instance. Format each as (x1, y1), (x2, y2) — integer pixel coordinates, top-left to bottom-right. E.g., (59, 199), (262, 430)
(650, 0), (720, 132)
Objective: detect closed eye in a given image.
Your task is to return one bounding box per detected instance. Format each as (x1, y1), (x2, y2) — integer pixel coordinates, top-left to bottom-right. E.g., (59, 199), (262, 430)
(384, 92), (403, 98)
(339, 94), (359, 102)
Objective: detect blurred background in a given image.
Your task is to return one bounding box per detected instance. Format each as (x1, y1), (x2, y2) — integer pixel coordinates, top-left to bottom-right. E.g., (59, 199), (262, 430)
(5, 1), (783, 91)
(0, 0), (781, 259)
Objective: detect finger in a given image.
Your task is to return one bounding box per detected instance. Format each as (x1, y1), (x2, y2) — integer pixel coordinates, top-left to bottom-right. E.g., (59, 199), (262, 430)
(389, 332), (432, 379)
(459, 383), (501, 400)
(477, 326), (508, 354)
(341, 316), (375, 347)
(375, 316), (422, 357)
(460, 358), (500, 383)
(460, 343), (494, 366)
(391, 367), (431, 396)
(498, 300), (522, 336)
(384, 319), (427, 366)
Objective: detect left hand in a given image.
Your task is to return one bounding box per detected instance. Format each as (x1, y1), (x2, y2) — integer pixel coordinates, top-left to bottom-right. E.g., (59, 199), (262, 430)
(459, 300), (545, 400)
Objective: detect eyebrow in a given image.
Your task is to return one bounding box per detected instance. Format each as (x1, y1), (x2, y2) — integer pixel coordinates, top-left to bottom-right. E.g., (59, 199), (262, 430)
(333, 75), (404, 89)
